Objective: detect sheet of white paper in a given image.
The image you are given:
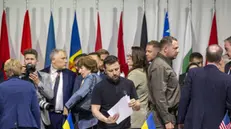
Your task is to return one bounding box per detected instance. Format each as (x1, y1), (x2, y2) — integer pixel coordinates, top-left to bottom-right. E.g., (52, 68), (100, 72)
(107, 95), (133, 124)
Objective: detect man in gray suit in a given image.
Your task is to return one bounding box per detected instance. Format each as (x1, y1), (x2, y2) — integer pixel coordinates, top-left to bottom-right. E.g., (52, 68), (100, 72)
(23, 49), (53, 129)
(148, 36), (180, 129)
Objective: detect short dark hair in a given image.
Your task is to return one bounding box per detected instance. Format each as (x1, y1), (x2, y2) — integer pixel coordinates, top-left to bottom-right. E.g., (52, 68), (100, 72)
(103, 55), (118, 68)
(159, 36), (177, 50)
(88, 52), (100, 58)
(189, 52), (203, 62)
(224, 36), (231, 43)
(186, 62), (199, 72)
(147, 40), (160, 48)
(74, 53), (88, 62)
(206, 45), (223, 63)
(96, 49), (110, 55)
(77, 56), (98, 73)
(23, 49), (38, 59)
(131, 46), (148, 70)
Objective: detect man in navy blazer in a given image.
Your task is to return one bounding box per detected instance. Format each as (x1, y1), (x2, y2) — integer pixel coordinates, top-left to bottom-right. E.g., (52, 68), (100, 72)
(0, 59), (40, 129)
(178, 44), (231, 129)
(41, 49), (76, 129)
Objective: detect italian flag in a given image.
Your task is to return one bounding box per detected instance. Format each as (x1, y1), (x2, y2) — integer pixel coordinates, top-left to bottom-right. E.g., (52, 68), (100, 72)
(182, 10), (193, 73)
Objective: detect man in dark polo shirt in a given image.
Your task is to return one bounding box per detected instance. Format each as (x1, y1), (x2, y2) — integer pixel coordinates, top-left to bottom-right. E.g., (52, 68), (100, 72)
(91, 55), (140, 129)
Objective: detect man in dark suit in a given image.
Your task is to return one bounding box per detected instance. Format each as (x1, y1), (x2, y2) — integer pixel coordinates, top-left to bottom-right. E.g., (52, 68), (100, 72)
(178, 44), (231, 129)
(41, 49), (76, 129)
(0, 59), (40, 129)
(0, 70), (4, 83)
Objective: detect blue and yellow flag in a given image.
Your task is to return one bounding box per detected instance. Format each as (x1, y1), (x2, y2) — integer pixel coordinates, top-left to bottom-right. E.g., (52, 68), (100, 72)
(69, 11), (82, 72)
(62, 113), (74, 129)
(163, 12), (170, 37)
(141, 112), (156, 129)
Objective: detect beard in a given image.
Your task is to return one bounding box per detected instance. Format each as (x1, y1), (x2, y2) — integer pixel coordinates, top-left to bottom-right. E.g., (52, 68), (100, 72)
(107, 75), (120, 84)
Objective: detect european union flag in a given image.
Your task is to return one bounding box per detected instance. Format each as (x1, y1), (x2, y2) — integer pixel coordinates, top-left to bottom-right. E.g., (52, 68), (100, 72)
(62, 113), (74, 129)
(163, 12), (170, 37)
(141, 112), (156, 129)
(45, 12), (56, 68)
(69, 11), (82, 72)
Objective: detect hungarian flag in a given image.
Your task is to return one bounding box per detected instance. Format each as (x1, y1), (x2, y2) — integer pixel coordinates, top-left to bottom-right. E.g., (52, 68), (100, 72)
(206, 12), (218, 65)
(182, 10), (193, 73)
(21, 10), (32, 55)
(0, 10), (10, 79)
(95, 12), (102, 51)
(117, 11), (128, 77)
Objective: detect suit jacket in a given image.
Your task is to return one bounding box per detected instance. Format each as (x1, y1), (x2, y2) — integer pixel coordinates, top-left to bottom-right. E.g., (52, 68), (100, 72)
(37, 71), (54, 128)
(41, 67), (76, 109)
(179, 73), (187, 89)
(178, 65), (231, 129)
(0, 70), (4, 83)
(224, 61), (231, 74)
(0, 77), (40, 129)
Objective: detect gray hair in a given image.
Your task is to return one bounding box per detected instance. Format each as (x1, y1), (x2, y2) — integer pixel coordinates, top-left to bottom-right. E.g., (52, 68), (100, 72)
(49, 49), (66, 61)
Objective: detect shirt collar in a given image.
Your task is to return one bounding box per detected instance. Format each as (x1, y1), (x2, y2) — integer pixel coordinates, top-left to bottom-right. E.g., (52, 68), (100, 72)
(157, 53), (172, 67)
(50, 65), (58, 74)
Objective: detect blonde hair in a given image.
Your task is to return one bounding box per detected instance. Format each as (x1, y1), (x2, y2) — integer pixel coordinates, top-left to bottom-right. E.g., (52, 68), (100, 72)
(4, 59), (22, 77)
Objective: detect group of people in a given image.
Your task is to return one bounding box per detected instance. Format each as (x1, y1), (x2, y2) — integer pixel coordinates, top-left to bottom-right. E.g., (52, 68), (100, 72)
(1, 35), (231, 129)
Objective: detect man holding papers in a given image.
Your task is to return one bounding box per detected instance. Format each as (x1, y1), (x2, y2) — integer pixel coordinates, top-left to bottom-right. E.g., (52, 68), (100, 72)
(91, 55), (140, 129)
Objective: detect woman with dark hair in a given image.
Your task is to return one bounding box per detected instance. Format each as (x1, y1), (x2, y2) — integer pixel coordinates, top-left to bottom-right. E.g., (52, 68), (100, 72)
(127, 46), (148, 128)
(64, 56), (102, 129)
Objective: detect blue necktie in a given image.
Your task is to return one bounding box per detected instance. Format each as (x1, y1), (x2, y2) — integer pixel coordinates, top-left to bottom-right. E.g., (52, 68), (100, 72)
(52, 70), (61, 106)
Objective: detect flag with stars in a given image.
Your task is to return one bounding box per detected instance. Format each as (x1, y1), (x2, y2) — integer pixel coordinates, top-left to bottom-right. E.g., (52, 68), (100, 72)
(163, 12), (170, 37)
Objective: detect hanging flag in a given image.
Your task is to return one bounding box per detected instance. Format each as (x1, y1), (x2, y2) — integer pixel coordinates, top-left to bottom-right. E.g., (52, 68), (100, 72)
(163, 12), (170, 37)
(21, 10), (32, 55)
(45, 12), (56, 68)
(206, 12), (218, 65)
(117, 11), (128, 77)
(141, 112), (156, 129)
(140, 12), (148, 50)
(95, 12), (102, 51)
(182, 10), (193, 73)
(208, 13), (218, 46)
(0, 10), (10, 79)
(62, 113), (74, 129)
(69, 11), (82, 72)
(219, 112), (231, 129)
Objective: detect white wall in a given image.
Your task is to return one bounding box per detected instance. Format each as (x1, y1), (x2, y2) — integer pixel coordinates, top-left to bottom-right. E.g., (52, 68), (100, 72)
(0, 0), (231, 75)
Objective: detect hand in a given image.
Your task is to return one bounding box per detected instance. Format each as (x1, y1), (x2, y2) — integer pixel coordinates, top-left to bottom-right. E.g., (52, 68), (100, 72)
(128, 99), (140, 111)
(128, 99), (136, 107)
(63, 107), (69, 116)
(29, 73), (40, 86)
(105, 113), (119, 124)
(165, 122), (174, 129)
(178, 124), (184, 129)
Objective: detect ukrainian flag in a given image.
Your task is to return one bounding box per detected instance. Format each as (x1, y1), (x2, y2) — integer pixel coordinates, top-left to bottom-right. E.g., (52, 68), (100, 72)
(141, 112), (156, 129)
(69, 11), (82, 72)
(62, 113), (74, 129)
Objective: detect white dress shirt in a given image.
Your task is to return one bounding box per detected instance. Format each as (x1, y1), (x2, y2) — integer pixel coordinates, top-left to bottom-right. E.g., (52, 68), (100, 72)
(50, 66), (64, 111)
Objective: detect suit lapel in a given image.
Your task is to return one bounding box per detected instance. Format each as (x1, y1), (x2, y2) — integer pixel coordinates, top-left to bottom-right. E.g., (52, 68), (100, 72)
(62, 70), (68, 103)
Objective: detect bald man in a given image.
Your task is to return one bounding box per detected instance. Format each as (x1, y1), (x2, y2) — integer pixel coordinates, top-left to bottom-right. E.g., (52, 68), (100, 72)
(178, 44), (231, 129)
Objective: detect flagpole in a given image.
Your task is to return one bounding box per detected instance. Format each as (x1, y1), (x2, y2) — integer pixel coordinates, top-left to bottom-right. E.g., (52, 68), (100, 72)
(166, 0), (169, 13)
(26, 0), (29, 10)
(96, 0), (99, 12)
(50, 0), (54, 12)
(73, 0), (77, 12)
(143, 0), (146, 13)
(213, 0), (216, 14)
(122, 0), (124, 22)
(3, 0), (6, 11)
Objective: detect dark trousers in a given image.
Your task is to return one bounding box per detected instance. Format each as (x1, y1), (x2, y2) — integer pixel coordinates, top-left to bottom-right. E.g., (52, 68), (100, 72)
(49, 112), (65, 129)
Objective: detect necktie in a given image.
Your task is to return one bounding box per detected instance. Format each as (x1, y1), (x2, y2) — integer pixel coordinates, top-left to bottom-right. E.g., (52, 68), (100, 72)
(52, 70), (61, 106)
